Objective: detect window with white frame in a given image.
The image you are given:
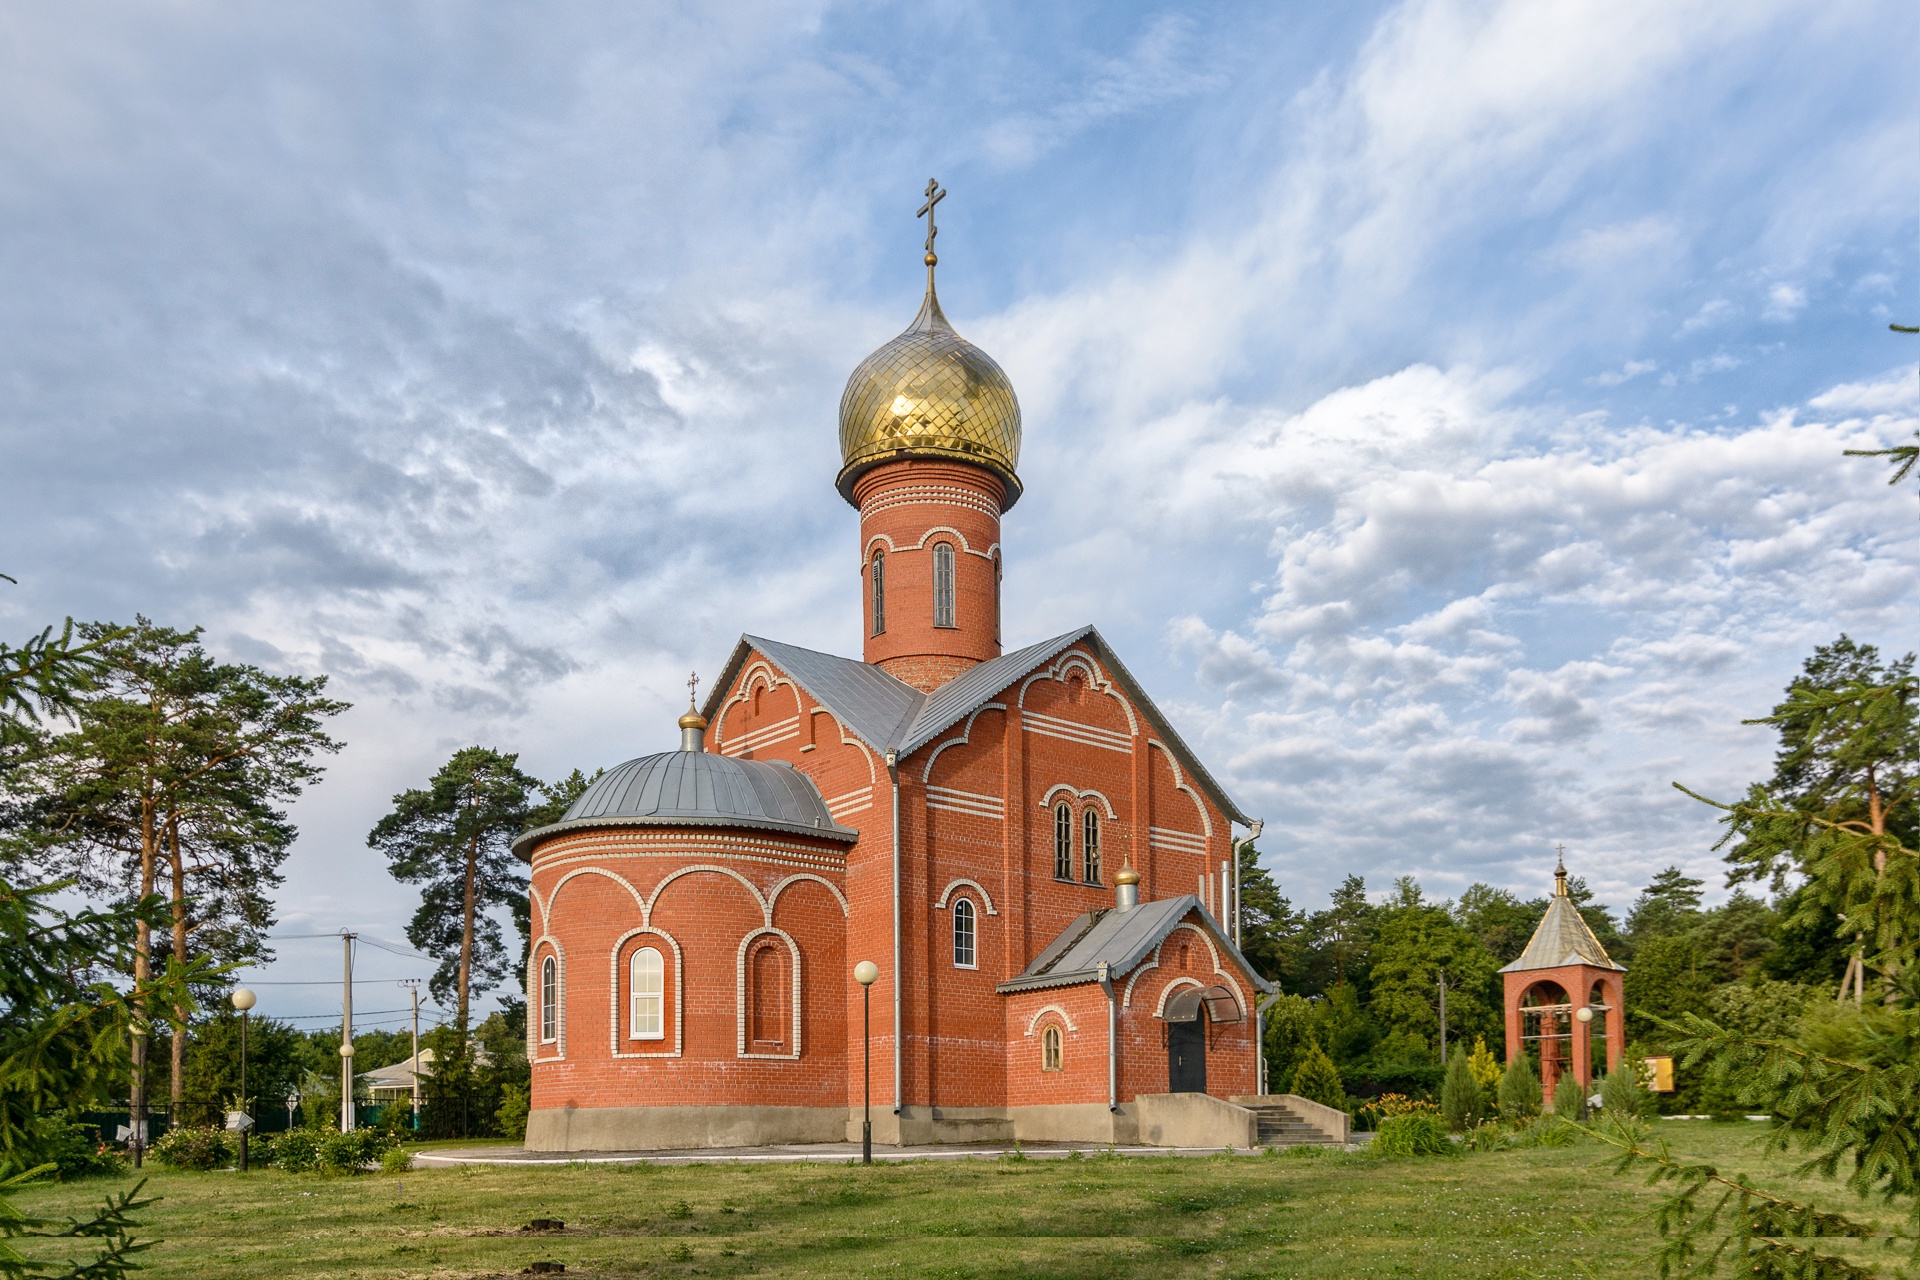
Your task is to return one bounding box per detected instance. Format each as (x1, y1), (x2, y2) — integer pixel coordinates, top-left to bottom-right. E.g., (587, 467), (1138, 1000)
(870, 551), (886, 636)
(748, 939), (789, 1050)
(1082, 809), (1102, 884)
(952, 898), (976, 968)
(932, 542), (956, 628)
(1053, 802), (1074, 880)
(630, 946), (664, 1040)
(1041, 1024), (1063, 1072)
(539, 954), (558, 1044)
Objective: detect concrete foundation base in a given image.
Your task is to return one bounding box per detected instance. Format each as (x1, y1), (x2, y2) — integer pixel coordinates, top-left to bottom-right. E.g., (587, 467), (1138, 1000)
(841, 1103), (1139, 1147)
(526, 1104), (845, 1152)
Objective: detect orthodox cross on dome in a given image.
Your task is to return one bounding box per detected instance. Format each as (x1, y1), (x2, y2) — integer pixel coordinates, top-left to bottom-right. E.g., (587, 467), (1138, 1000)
(917, 178), (946, 286)
(1553, 843), (1569, 896)
(686, 670), (700, 710)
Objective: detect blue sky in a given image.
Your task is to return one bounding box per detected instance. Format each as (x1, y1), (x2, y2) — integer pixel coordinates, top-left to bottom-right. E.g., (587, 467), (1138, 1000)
(1, 1), (1915, 1024)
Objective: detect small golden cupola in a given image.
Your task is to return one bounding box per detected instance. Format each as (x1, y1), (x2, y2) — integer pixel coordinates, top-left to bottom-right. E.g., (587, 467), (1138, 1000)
(835, 180), (1022, 509)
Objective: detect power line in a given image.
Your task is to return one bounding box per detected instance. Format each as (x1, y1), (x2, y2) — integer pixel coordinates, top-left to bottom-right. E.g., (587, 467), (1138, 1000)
(233, 978), (430, 987)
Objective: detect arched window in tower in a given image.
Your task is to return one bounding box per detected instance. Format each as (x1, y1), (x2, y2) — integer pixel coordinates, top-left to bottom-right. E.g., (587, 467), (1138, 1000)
(932, 542), (956, 628)
(992, 551), (1002, 645)
(539, 954), (558, 1044)
(870, 551), (886, 636)
(748, 939), (789, 1051)
(1082, 810), (1102, 884)
(952, 898), (977, 968)
(630, 946), (664, 1040)
(1041, 1024), (1064, 1072)
(1054, 802), (1074, 880)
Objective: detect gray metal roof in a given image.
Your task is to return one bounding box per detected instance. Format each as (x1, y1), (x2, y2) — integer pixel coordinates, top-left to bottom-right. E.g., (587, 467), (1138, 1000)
(703, 627), (1250, 825)
(510, 750), (858, 859)
(1499, 893), (1625, 973)
(734, 634), (923, 750)
(995, 894), (1276, 996)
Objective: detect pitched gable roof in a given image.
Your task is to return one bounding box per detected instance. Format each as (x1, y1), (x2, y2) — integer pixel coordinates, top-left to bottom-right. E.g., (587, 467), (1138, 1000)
(1500, 893), (1624, 973)
(702, 627), (1249, 825)
(995, 894), (1276, 996)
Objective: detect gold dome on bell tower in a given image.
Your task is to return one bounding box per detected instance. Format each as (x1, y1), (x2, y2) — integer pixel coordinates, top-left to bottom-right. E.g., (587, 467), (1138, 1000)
(835, 181), (1023, 509)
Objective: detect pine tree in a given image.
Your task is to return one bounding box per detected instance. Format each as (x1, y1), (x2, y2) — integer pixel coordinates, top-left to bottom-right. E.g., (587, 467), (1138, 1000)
(1551, 1071), (1584, 1120)
(371, 748), (564, 1036)
(16, 619), (346, 1122)
(1465, 1036), (1502, 1096)
(1287, 1042), (1346, 1110)
(1439, 1045), (1482, 1131)
(1496, 1052), (1538, 1121)
(1713, 636), (1918, 1001)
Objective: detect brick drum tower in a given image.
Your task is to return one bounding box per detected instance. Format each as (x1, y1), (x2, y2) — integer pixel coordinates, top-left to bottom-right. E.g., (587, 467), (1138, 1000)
(513, 186), (1340, 1153)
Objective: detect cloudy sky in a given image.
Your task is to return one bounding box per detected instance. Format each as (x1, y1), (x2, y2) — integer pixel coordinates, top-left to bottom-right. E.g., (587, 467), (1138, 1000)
(3, 1), (1915, 1023)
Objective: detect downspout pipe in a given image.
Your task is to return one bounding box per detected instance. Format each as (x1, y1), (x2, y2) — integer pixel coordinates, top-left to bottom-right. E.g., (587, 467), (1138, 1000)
(1098, 961), (1117, 1113)
(885, 748), (901, 1118)
(1255, 991), (1281, 1096)
(1232, 820), (1264, 949)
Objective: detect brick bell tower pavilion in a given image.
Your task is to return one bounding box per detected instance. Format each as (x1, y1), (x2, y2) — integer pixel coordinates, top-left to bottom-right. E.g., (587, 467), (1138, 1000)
(512, 184), (1319, 1153)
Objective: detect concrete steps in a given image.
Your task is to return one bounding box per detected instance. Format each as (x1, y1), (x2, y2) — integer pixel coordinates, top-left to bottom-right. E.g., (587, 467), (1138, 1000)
(1246, 1103), (1342, 1147)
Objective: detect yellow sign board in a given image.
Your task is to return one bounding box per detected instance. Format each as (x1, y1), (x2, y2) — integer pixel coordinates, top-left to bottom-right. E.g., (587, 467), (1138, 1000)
(1643, 1055), (1674, 1092)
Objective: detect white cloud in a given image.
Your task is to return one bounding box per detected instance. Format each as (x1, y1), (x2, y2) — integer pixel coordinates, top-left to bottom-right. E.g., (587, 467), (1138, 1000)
(1680, 299), (1735, 333)
(1763, 283), (1808, 321)
(1587, 359), (1658, 387)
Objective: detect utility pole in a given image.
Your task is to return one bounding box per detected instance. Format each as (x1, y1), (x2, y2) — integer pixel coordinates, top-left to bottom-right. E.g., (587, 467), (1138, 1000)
(401, 979), (421, 1131)
(340, 931), (357, 1132)
(1437, 970), (1448, 1064)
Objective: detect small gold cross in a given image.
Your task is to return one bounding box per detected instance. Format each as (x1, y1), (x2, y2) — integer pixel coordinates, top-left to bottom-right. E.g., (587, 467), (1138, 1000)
(917, 179), (946, 256)
(686, 671), (700, 708)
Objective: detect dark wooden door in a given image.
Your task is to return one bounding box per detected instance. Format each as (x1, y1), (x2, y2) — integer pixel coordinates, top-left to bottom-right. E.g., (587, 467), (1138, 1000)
(1168, 1020), (1206, 1093)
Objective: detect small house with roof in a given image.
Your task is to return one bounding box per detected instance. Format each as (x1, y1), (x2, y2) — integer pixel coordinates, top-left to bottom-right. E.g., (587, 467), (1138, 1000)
(1501, 857), (1627, 1104)
(509, 202), (1307, 1152)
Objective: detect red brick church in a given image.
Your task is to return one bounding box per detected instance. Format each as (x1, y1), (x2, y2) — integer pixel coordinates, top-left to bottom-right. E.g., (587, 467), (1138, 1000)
(513, 201), (1287, 1151)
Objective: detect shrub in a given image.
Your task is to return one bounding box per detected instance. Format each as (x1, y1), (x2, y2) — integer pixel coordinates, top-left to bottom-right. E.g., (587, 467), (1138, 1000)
(380, 1146), (412, 1174)
(1439, 1050), (1483, 1132)
(1464, 1120), (1508, 1152)
(318, 1128), (394, 1172)
(1370, 1113), (1455, 1157)
(1288, 1044), (1346, 1111)
(1598, 1067), (1649, 1120)
(495, 1084), (530, 1141)
(1465, 1038), (1502, 1095)
(31, 1114), (129, 1180)
(150, 1125), (232, 1171)
(1496, 1053), (1539, 1122)
(261, 1129), (323, 1172)
(1551, 1072), (1585, 1120)
(1514, 1117), (1576, 1148)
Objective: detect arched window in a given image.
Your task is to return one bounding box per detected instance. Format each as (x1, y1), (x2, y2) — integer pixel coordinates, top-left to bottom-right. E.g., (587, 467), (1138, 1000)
(749, 940), (788, 1050)
(870, 552), (886, 636)
(992, 551), (1002, 645)
(1082, 809), (1102, 884)
(1054, 802), (1074, 880)
(1041, 1024), (1063, 1072)
(630, 947), (664, 1040)
(539, 954), (558, 1044)
(953, 898), (976, 968)
(932, 542), (956, 628)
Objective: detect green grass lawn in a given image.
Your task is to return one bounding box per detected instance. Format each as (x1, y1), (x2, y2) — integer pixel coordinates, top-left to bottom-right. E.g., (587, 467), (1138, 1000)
(9, 1124), (1899, 1279)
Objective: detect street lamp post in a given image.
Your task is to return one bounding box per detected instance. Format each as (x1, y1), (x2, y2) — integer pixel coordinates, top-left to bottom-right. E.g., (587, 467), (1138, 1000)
(853, 961), (879, 1166)
(231, 988), (256, 1172)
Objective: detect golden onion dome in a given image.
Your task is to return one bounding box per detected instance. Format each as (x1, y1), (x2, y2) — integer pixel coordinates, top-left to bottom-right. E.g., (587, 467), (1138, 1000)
(835, 283), (1022, 509)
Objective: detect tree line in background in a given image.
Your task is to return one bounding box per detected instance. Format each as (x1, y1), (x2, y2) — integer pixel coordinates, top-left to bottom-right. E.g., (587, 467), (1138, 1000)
(1241, 632), (1916, 1124)
(0, 611), (595, 1168)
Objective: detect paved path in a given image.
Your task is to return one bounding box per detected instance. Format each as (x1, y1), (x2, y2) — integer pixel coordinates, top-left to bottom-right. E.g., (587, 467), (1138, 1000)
(413, 1140), (1279, 1167)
